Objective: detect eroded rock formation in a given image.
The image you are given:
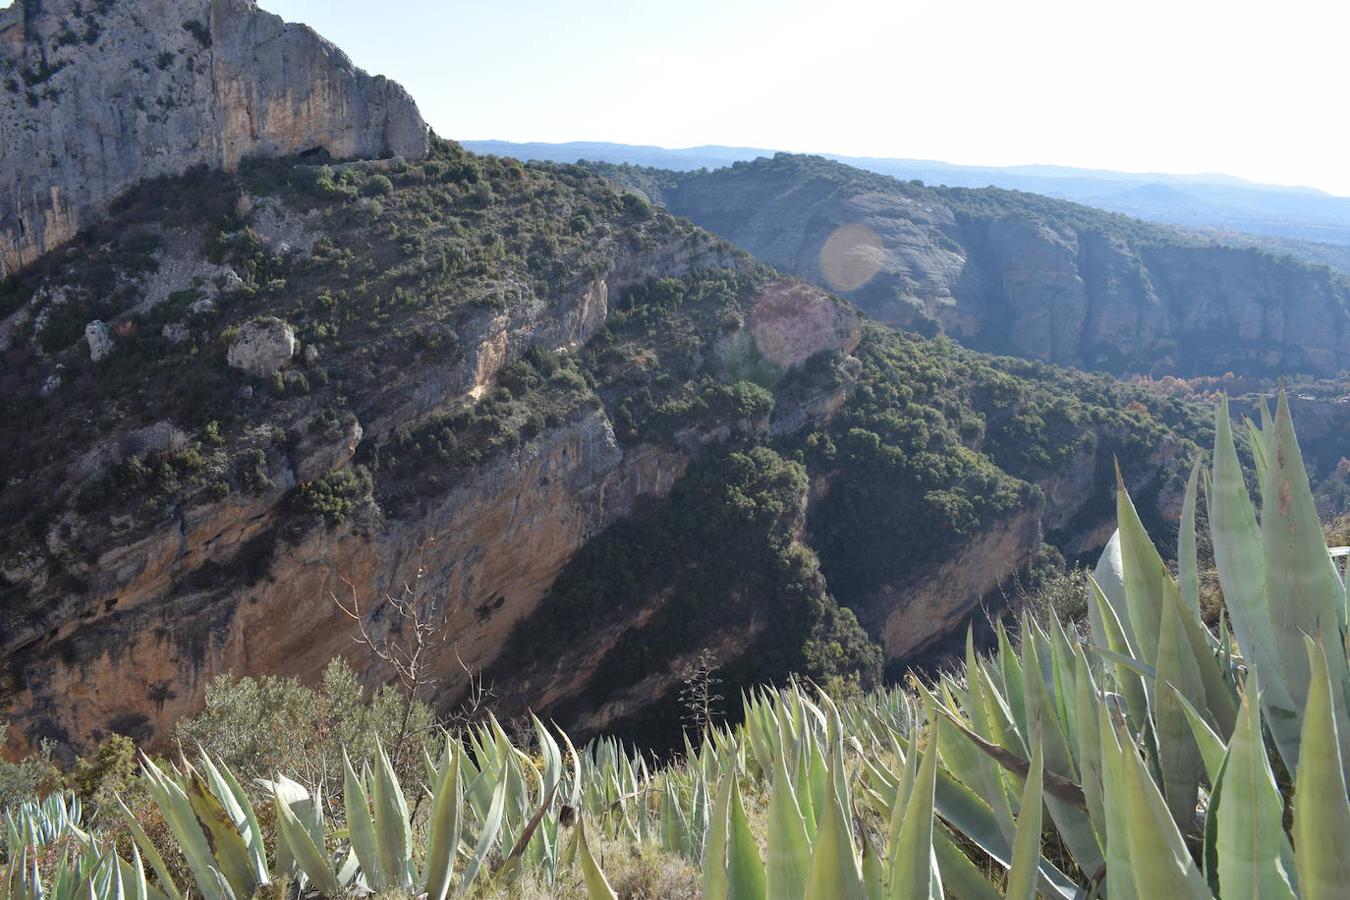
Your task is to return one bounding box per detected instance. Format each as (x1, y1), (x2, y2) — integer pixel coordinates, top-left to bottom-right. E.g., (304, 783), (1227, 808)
(0, 0), (428, 277)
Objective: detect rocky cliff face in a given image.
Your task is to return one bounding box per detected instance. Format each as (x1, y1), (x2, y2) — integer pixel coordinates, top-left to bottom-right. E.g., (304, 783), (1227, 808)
(0, 28), (1213, 757)
(0, 0), (427, 278)
(634, 155), (1350, 378)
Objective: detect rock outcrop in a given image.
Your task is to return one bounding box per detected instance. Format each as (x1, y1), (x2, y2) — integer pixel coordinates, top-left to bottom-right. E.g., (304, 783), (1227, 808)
(226, 317), (296, 378)
(640, 155), (1350, 378)
(0, 0), (428, 278)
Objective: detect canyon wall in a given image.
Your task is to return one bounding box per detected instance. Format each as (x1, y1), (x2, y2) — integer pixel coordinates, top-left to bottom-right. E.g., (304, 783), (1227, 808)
(0, 0), (427, 278)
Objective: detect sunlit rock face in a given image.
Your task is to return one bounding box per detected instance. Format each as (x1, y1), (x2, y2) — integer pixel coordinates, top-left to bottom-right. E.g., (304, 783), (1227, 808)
(0, 0), (428, 278)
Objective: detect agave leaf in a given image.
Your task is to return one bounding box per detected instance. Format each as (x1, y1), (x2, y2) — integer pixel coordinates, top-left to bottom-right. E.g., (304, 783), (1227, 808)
(1071, 646), (1107, 855)
(1263, 393), (1350, 766)
(139, 758), (220, 900)
(1091, 530), (1128, 648)
(932, 824), (1001, 900)
(1154, 585), (1207, 830)
(888, 721), (941, 900)
(1087, 575), (1151, 732)
(1096, 699), (1139, 900)
(458, 773), (507, 896)
(766, 713), (810, 900)
(704, 773), (733, 900)
(1005, 738), (1044, 900)
(1172, 686), (1228, 785)
(1114, 466), (1172, 668)
(1179, 458), (1203, 615)
(272, 786), (339, 896)
(804, 741), (864, 899)
(372, 742), (413, 890)
(727, 776), (766, 900)
(996, 623), (1029, 741)
(1292, 638), (1350, 900)
(1118, 720), (1212, 898)
(342, 751), (385, 891)
(576, 818), (618, 900)
(115, 797), (182, 900)
(423, 742), (463, 900)
(1208, 681), (1297, 899)
(183, 771), (257, 899)
(1209, 397), (1299, 765)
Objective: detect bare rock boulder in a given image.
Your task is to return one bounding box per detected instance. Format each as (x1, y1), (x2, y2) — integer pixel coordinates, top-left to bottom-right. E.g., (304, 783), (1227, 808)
(227, 318), (296, 378)
(85, 321), (113, 362)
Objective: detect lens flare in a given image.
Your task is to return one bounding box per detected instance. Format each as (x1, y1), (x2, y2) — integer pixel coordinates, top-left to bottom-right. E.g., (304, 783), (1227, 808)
(819, 223), (885, 292)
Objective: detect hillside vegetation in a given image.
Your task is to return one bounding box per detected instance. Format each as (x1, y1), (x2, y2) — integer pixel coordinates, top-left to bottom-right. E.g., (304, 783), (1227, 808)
(1, 140), (1212, 759)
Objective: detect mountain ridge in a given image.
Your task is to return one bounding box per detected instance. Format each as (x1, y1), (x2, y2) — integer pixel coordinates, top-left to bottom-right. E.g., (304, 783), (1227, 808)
(585, 153), (1350, 379)
(464, 139), (1350, 247)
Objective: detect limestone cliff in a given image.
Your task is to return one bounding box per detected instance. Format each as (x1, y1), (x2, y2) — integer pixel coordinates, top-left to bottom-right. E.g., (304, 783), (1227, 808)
(0, 96), (1211, 757)
(606, 154), (1350, 378)
(0, 0), (427, 278)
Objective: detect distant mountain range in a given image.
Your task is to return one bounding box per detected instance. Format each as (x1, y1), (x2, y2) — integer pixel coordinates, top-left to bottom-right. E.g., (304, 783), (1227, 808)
(464, 140), (1350, 252)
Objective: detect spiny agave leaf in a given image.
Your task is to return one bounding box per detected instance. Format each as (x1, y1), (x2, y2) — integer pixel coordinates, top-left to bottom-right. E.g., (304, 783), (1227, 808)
(139, 757), (221, 900)
(932, 824), (1002, 900)
(1154, 584), (1207, 830)
(1071, 646), (1107, 858)
(1292, 638), (1350, 900)
(198, 755), (265, 883)
(272, 785), (339, 897)
(1087, 574), (1151, 733)
(1209, 681), (1297, 900)
(1114, 465), (1171, 668)
(888, 721), (941, 900)
(1172, 686), (1228, 785)
(372, 742), (413, 890)
(1179, 457), (1203, 615)
(1005, 738), (1044, 900)
(704, 774), (733, 900)
(422, 741), (463, 900)
(183, 771), (257, 899)
(885, 728), (919, 858)
(458, 773), (507, 896)
(1264, 393), (1350, 765)
(342, 751), (385, 891)
(1091, 530), (1128, 648)
(996, 622), (1029, 740)
(495, 776), (561, 888)
(961, 634), (1017, 841)
(115, 797), (182, 900)
(1209, 396), (1299, 766)
(859, 828), (885, 900)
(1096, 698), (1139, 900)
(557, 723), (584, 810)
(1118, 720), (1212, 899)
(804, 739), (864, 900)
(766, 714), (810, 900)
(576, 818), (618, 900)
(727, 775), (766, 900)
(1019, 629), (1079, 785)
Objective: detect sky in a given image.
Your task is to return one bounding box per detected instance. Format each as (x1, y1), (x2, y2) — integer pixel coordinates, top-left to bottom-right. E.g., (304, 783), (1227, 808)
(9, 0), (1350, 195)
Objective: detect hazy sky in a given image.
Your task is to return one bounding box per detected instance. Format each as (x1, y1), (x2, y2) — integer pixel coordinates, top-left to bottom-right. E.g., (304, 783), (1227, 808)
(9, 0), (1349, 194)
